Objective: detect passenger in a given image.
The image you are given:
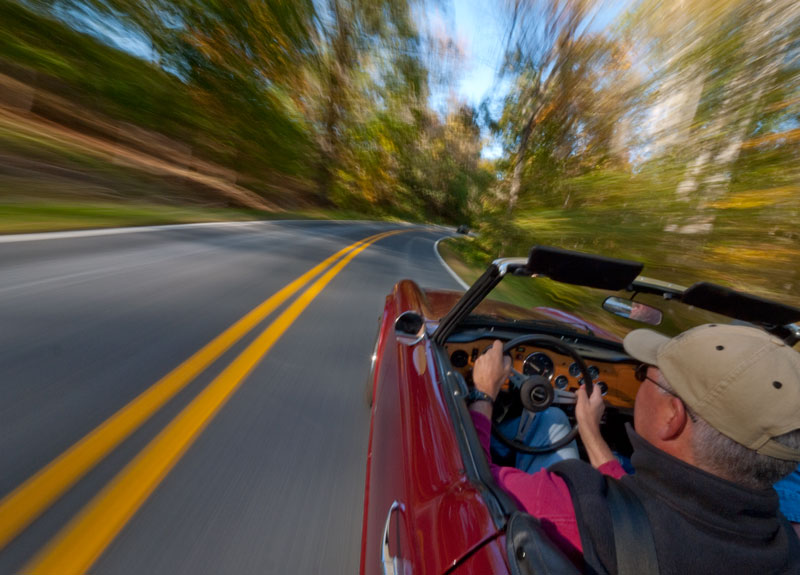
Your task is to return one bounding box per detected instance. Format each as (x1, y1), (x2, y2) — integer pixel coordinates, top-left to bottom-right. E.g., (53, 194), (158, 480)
(468, 324), (800, 572)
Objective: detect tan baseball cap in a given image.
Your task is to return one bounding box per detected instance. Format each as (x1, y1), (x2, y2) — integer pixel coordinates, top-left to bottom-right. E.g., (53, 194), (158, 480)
(623, 323), (800, 461)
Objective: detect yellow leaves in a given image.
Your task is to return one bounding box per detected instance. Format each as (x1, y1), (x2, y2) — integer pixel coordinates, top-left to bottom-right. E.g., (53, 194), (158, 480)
(708, 187), (799, 209)
(535, 101), (557, 123)
(377, 133), (396, 154)
(187, 26), (234, 66)
(765, 96), (800, 114)
(709, 242), (800, 272)
(741, 128), (800, 150)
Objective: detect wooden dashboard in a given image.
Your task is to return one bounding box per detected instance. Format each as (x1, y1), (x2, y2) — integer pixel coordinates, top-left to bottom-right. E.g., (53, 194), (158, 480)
(445, 339), (641, 410)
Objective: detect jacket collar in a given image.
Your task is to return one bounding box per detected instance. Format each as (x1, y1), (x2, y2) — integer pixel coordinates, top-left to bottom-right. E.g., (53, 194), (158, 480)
(626, 424), (781, 540)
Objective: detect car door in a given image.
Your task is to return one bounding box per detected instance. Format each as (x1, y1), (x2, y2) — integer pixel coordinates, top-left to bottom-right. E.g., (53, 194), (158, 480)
(361, 282), (510, 574)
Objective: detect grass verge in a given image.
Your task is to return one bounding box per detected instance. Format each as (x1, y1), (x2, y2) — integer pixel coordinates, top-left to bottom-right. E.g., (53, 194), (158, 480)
(0, 200), (383, 235)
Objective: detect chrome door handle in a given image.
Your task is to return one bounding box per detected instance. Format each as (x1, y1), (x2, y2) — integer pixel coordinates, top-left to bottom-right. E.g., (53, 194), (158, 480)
(381, 501), (404, 575)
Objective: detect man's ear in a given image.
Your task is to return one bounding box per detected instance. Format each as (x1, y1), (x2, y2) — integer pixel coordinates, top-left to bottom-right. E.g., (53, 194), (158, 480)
(660, 396), (689, 441)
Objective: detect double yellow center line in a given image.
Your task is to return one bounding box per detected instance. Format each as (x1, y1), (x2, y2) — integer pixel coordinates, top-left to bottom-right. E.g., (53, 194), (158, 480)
(0, 229), (403, 574)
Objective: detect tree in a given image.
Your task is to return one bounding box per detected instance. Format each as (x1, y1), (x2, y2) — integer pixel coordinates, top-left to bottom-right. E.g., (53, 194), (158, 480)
(629, 0), (800, 235)
(314, 0), (421, 202)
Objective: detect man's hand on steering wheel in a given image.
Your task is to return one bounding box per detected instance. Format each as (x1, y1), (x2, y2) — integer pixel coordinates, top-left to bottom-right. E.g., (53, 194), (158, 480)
(576, 383), (615, 468)
(471, 336), (601, 455)
(575, 382), (606, 434)
(471, 340), (511, 416)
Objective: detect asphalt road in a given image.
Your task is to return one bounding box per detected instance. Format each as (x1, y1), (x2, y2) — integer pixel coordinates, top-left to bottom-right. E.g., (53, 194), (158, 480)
(0, 220), (463, 574)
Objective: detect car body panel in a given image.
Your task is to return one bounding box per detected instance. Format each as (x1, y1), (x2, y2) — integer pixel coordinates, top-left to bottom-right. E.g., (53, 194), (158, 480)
(361, 281), (509, 574)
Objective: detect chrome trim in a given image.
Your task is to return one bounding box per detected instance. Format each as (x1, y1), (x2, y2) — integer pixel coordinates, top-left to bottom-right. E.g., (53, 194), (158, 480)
(491, 257), (529, 276)
(632, 275), (688, 292)
(784, 323), (800, 346)
(522, 351), (554, 381)
(381, 501), (404, 575)
(554, 375), (569, 390)
(394, 311), (426, 346)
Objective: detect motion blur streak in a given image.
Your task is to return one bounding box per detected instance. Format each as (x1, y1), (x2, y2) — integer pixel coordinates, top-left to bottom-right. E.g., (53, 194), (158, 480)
(24, 230), (404, 575)
(0, 229), (398, 551)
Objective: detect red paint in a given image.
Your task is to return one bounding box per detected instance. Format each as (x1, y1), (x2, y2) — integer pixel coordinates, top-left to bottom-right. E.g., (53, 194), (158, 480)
(360, 281), (511, 574)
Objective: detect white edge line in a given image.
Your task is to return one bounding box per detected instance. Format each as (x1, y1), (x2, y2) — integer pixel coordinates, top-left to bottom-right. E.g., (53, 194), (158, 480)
(0, 221), (276, 244)
(0, 218), (403, 244)
(434, 236), (470, 290)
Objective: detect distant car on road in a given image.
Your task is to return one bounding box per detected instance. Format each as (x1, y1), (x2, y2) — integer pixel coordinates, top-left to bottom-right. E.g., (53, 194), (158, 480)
(456, 224), (470, 234)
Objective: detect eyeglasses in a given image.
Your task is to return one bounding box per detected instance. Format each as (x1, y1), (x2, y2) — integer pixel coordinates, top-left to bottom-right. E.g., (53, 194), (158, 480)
(634, 364), (696, 421)
(634, 363), (651, 382)
(634, 364), (675, 396)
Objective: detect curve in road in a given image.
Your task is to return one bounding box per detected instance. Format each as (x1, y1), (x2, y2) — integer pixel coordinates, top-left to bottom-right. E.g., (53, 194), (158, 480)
(0, 221), (462, 575)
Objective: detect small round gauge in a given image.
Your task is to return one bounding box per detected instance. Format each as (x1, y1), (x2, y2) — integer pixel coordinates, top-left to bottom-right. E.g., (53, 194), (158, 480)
(588, 365), (600, 380)
(523, 352), (554, 380)
(450, 349), (469, 368)
(568, 362), (581, 377)
(554, 375), (569, 390)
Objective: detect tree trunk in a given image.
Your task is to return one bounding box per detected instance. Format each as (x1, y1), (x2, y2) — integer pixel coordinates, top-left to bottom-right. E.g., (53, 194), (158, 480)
(666, 2), (793, 235)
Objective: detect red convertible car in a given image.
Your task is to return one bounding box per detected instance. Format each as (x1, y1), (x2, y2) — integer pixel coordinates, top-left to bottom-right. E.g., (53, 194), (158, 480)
(360, 245), (800, 575)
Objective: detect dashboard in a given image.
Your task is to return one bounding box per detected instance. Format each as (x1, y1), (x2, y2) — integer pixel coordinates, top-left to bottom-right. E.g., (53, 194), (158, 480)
(445, 339), (641, 410)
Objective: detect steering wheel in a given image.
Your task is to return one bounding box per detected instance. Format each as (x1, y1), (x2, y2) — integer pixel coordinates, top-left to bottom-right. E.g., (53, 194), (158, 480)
(491, 334), (595, 454)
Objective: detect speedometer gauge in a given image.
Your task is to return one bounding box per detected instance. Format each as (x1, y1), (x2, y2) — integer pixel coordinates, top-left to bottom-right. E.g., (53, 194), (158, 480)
(523, 352), (554, 380)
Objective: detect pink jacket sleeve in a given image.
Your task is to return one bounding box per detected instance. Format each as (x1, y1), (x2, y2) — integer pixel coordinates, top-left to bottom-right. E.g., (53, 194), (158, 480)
(470, 411), (627, 562)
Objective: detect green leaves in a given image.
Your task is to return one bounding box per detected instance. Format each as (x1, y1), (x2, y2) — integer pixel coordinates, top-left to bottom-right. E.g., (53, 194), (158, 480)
(3, 0), (490, 223)
(481, 0), (800, 307)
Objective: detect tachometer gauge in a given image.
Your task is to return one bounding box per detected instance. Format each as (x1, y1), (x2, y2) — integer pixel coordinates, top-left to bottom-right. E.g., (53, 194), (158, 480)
(523, 352), (554, 380)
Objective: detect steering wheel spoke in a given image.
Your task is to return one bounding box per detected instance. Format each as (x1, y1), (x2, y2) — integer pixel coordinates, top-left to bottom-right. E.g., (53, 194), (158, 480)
(507, 369), (527, 389)
(552, 388), (577, 405)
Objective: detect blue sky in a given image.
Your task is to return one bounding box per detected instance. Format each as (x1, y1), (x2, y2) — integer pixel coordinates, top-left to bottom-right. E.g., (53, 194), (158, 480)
(448, 0), (508, 107)
(421, 0), (509, 158)
(426, 0), (631, 158)
(441, 0), (629, 107)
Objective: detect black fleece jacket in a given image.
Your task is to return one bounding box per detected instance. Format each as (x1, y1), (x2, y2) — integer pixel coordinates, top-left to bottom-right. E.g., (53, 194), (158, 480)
(550, 426), (800, 574)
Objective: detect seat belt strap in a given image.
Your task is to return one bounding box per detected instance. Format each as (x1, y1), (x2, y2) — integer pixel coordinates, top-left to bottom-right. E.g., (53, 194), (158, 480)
(605, 479), (660, 575)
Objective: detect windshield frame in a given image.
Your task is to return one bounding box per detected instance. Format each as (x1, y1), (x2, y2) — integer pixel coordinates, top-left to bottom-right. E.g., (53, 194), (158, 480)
(432, 246), (800, 346)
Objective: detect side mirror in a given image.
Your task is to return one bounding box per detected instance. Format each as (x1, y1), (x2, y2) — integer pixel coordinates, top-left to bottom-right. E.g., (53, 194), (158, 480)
(603, 297), (663, 325)
(394, 311), (425, 345)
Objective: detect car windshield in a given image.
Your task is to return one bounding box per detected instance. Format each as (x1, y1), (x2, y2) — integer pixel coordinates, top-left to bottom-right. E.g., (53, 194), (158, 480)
(471, 274), (733, 342)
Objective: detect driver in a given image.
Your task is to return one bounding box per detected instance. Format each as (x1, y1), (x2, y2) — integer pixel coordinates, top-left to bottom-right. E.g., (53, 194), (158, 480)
(469, 324), (800, 573)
